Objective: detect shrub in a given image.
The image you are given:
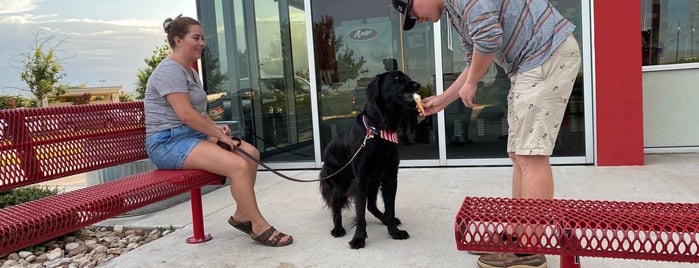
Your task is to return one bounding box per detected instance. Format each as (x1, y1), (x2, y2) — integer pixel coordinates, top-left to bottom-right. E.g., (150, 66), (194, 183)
(0, 186), (62, 209)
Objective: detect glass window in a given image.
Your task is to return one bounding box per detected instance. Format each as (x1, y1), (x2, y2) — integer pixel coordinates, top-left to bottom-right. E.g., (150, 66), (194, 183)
(198, 0), (314, 163)
(641, 0), (699, 65)
(443, 0), (586, 159)
(310, 0), (439, 160)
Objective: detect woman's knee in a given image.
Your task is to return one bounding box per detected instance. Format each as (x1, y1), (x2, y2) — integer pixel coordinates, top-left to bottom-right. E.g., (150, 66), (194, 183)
(239, 142), (260, 160)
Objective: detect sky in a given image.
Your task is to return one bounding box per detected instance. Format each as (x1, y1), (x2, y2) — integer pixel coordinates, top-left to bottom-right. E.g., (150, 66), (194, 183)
(0, 0), (197, 97)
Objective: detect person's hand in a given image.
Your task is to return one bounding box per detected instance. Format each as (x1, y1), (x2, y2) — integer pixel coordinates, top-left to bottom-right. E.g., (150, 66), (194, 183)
(217, 125), (231, 136)
(459, 83), (478, 108)
(420, 96), (444, 116)
(217, 135), (237, 151)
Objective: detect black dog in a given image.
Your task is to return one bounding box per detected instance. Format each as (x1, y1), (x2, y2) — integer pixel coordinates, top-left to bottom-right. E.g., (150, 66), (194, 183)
(319, 71), (420, 249)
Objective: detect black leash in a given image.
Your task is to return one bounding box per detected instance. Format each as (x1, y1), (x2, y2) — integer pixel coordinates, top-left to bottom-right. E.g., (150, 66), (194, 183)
(217, 135), (373, 183)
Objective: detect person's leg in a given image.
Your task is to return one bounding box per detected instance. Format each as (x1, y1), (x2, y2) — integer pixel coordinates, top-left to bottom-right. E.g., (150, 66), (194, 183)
(183, 139), (291, 245)
(515, 155), (553, 199)
(479, 34), (580, 268)
(508, 152), (523, 199)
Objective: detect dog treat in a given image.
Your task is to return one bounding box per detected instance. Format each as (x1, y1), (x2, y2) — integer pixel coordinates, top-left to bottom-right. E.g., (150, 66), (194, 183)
(413, 93), (425, 114)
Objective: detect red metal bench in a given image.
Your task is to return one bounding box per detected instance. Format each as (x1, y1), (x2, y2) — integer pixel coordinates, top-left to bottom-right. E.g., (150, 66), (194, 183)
(0, 102), (225, 256)
(455, 197), (699, 268)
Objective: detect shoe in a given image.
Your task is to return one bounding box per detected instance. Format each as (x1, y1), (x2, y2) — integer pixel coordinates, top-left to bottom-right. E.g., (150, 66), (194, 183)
(477, 252), (546, 268)
(251, 226), (293, 247)
(228, 216), (252, 235)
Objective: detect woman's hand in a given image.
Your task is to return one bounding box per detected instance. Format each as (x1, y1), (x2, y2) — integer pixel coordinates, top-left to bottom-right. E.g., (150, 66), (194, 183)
(217, 124), (231, 137)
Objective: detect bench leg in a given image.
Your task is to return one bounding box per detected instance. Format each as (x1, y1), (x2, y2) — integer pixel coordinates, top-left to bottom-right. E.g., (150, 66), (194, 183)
(560, 228), (580, 268)
(560, 255), (580, 268)
(186, 187), (213, 244)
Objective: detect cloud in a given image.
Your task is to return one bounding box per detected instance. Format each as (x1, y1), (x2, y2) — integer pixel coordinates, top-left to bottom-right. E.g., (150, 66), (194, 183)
(0, 13), (55, 24)
(65, 18), (161, 28)
(0, 0), (44, 14)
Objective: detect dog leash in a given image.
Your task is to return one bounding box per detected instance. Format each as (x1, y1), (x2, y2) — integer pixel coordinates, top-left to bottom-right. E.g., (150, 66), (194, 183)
(217, 135), (373, 182)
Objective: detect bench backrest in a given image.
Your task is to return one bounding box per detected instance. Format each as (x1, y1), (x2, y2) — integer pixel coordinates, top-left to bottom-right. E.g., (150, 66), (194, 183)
(0, 102), (147, 191)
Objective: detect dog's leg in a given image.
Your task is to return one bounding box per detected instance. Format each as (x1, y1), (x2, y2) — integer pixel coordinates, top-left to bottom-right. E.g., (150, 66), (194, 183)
(349, 175), (369, 249)
(320, 178), (348, 237)
(329, 191), (347, 237)
(367, 179), (404, 226)
(381, 169), (410, 240)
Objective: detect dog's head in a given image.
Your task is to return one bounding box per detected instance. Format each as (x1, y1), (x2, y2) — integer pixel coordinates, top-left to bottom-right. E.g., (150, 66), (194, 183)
(363, 70), (422, 132)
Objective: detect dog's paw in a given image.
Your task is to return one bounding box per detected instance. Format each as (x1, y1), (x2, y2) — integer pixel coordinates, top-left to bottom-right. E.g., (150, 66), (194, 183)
(331, 227), (346, 237)
(349, 237), (366, 249)
(390, 229), (410, 240)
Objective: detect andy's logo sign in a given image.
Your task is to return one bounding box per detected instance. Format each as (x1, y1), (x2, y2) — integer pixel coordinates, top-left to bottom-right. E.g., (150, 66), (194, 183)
(349, 28), (378, 41)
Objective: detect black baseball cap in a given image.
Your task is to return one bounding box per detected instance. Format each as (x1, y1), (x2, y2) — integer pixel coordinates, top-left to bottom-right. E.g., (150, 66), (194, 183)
(392, 0), (416, 31)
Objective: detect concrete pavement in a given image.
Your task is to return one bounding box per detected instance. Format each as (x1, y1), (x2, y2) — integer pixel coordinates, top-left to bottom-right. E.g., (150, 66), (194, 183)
(92, 153), (699, 268)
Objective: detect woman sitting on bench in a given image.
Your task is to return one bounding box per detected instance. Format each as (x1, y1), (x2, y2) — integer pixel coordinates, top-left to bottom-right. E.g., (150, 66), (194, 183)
(144, 14), (293, 247)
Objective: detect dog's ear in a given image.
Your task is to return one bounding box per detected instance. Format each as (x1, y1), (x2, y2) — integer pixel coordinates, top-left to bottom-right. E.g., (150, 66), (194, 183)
(365, 73), (384, 106)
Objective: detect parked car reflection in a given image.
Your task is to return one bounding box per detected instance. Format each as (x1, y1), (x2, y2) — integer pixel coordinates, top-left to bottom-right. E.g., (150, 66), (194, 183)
(206, 76), (313, 147)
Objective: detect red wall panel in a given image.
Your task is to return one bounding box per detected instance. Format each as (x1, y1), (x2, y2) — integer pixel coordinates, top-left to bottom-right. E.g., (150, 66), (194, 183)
(593, 0), (645, 165)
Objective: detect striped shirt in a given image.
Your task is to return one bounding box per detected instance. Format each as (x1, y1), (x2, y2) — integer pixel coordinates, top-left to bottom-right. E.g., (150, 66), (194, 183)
(444, 0), (575, 74)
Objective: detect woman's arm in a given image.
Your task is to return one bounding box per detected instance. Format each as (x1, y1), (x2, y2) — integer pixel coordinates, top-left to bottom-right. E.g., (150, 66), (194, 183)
(165, 93), (228, 141)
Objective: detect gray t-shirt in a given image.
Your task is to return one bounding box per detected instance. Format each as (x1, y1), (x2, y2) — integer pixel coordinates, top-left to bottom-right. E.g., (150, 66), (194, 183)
(144, 58), (207, 135)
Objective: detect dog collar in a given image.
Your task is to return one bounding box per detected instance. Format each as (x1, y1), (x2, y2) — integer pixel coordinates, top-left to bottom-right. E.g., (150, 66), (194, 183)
(362, 115), (398, 143)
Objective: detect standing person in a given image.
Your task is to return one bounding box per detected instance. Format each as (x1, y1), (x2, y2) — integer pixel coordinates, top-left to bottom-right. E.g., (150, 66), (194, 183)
(144, 15), (293, 247)
(393, 0), (581, 267)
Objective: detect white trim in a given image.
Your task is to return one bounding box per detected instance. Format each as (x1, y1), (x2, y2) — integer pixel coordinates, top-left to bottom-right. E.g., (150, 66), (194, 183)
(586, 0), (598, 166)
(642, 62), (699, 72)
(645, 147), (699, 154)
(433, 20), (448, 166)
(304, 0), (323, 169)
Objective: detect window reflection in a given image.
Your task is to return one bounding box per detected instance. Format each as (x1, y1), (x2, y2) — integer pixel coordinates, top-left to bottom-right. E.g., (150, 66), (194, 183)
(443, 0), (586, 159)
(199, 0), (314, 163)
(311, 0), (439, 160)
(642, 0), (699, 65)
(199, 0), (588, 166)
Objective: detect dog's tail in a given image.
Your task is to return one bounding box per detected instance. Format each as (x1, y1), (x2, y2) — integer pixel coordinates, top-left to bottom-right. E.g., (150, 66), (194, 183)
(319, 167), (353, 209)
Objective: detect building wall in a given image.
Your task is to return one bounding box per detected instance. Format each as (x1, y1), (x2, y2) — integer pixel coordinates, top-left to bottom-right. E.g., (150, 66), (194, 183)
(593, 0), (645, 165)
(643, 67), (699, 148)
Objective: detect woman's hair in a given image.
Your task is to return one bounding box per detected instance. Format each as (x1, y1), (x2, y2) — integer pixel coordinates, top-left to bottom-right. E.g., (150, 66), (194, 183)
(162, 14), (201, 49)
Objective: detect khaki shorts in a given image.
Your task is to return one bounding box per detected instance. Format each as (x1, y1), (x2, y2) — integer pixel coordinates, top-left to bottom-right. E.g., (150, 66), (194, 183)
(506, 35), (582, 155)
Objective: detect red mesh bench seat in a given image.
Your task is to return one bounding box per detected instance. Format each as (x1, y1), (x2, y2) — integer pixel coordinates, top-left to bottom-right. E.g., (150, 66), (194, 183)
(0, 102), (225, 256)
(454, 197), (699, 268)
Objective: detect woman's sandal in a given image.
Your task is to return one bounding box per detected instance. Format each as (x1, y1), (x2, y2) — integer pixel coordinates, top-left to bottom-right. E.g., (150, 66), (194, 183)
(251, 226), (293, 247)
(227, 216), (252, 235)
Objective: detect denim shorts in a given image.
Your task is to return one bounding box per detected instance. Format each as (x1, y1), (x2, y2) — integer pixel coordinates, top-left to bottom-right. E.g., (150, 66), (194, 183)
(145, 125), (207, 169)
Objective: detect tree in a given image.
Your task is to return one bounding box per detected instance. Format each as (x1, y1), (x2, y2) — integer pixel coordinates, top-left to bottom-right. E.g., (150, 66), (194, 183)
(136, 41), (170, 99)
(335, 38), (367, 86)
(119, 94), (134, 102)
(19, 31), (69, 107)
(312, 16), (366, 90)
(73, 93), (92, 105)
(201, 47), (227, 93)
(0, 95), (35, 109)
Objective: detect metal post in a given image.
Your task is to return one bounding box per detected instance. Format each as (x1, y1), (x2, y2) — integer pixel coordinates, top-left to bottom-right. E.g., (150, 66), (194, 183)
(560, 255), (581, 268)
(186, 187), (213, 243)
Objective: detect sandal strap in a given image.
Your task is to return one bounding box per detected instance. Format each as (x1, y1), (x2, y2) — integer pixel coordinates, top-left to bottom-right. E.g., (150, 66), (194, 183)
(255, 226), (277, 242)
(252, 226), (292, 246)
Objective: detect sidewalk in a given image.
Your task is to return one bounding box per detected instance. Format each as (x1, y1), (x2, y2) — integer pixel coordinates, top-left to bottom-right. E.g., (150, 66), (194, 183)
(92, 153), (698, 268)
